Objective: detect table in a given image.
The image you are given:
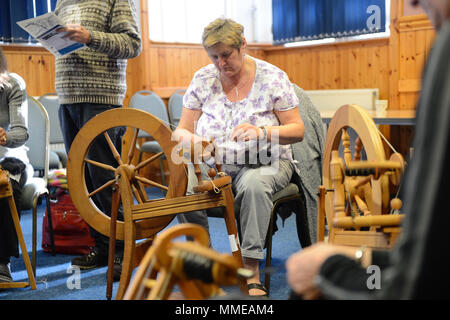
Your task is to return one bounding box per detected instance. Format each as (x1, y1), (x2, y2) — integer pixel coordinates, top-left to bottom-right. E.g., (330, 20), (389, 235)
(321, 109), (416, 126)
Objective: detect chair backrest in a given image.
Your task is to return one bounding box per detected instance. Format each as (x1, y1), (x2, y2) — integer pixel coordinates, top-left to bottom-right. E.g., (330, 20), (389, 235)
(129, 90), (170, 138)
(168, 89), (185, 128)
(38, 93), (63, 145)
(25, 96), (50, 183)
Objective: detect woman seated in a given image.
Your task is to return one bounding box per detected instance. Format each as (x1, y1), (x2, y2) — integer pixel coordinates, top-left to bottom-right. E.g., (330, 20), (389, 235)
(0, 47), (31, 283)
(173, 18), (305, 297)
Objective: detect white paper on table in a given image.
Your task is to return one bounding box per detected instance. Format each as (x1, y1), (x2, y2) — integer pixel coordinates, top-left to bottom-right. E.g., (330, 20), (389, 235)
(17, 12), (85, 57)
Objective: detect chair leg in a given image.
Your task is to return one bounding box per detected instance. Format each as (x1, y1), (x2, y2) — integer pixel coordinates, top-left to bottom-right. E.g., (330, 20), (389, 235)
(32, 197), (37, 276)
(45, 193), (56, 256)
(264, 211), (275, 294)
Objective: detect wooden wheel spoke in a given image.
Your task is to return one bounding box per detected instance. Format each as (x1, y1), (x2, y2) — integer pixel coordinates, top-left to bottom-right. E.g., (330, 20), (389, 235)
(88, 179), (116, 198)
(104, 131), (123, 166)
(135, 152), (164, 171)
(84, 158), (117, 172)
(127, 128), (140, 165)
(135, 175), (169, 191)
(131, 180), (148, 204)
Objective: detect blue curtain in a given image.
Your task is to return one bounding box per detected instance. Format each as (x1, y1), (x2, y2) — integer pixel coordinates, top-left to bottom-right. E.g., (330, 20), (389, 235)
(273, 0), (386, 45)
(0, 0), (55, 44)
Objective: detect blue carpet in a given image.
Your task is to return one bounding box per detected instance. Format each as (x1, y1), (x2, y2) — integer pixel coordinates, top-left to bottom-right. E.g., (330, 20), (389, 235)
(1, 195), (302, 300)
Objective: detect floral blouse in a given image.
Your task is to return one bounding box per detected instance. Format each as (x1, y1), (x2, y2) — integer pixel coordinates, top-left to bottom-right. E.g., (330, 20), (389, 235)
(183, 56), (299, 166)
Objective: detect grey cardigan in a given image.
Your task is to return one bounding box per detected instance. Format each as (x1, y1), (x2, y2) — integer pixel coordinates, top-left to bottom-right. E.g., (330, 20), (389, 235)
(292, 85), (325, 244)
(0, 72), (29, 152)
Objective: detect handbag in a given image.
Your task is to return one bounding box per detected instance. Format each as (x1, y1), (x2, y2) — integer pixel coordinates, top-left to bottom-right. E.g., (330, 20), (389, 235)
(42, 192), (95, 255)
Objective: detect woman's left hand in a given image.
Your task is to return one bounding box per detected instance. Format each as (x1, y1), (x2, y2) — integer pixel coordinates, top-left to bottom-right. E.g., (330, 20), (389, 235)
(230, 123), (261, 142)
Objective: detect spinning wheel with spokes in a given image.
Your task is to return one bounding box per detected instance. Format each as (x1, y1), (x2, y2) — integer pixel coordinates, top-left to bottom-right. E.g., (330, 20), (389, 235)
(67, 108), (188, 240)
(67, 108), (242, 300)
(318, 105), (405, 248)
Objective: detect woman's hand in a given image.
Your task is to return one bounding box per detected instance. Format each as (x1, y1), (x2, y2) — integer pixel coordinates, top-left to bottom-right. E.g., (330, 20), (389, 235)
(0, 128), (7, 145)
(230, 123), (262, 142)
(57, 24), (92, 44)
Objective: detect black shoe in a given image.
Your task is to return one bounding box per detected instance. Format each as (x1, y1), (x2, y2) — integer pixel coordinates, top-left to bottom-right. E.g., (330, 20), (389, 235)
(0, 263), (12, 283)
(71, 249), (108, 270)
(113, 256), (122, 281)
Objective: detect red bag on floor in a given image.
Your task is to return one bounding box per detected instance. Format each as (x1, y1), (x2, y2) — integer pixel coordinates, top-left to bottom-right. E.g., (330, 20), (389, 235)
(42, 193), (95, 255)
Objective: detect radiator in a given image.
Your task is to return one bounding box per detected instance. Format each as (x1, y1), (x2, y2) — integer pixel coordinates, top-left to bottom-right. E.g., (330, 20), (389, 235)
(304, 88), (379, 112)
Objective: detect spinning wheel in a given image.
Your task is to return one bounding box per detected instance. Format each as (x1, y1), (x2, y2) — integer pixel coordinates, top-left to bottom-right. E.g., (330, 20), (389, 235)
(67, 108), (187, 240)
(124, 224), (251, 300)
(318, 105), (405, 249)
(67, 108), (242, 300)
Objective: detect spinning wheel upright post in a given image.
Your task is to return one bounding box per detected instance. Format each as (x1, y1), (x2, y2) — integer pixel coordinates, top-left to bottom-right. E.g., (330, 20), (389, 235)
(318, 105), (406, 249)
(67, 108), (243, 300)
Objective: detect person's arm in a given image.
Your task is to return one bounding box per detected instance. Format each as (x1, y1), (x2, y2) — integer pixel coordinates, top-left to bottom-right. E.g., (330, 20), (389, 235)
(268, 107), (305, 144)
(2, 74), (28, 148)
(58, 0), (142, 59)
(286, 242), (374, 299)
(172, 107), (205, 144)
(230, 107), (304, 145)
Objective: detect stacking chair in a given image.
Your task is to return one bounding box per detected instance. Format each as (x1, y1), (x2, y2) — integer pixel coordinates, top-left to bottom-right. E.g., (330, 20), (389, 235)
(38, 93), (66, 168)
(129, 90), (170, 185)
(21, 95), (54, 275)
(168, 89), (185, 128)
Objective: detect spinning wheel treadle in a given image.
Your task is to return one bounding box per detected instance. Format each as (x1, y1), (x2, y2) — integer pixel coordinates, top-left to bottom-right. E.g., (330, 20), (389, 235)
(319, 104), (405, 249)
(67, 108), (242, 300)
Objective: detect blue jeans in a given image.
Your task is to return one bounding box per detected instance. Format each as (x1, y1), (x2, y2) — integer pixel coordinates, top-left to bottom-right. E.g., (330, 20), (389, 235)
(59, 103), (125, 255)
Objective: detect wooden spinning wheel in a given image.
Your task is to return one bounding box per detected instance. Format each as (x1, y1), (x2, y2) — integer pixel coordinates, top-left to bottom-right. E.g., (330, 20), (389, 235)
(67, 108), (187, 240)
(318, 104), (405, 249)
(67, 108), (242, 300)
(124, 224), (250, 300)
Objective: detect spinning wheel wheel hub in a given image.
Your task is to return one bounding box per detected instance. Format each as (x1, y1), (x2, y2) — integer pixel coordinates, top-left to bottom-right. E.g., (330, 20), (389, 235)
(115, 163), (136, 180)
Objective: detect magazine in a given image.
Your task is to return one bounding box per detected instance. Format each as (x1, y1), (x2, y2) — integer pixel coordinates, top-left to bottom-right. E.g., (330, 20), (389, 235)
(17, 12), (85, 57)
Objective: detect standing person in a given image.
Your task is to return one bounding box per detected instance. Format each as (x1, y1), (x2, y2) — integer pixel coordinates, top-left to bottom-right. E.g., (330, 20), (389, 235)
(0, 47), (31, 283)
(54, 0), (142, 280)
(286, 0), (450, 300)
(173, 18), (305, 297)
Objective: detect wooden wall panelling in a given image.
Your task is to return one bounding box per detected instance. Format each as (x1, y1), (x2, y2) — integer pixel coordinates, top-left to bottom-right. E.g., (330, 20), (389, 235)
(2, 47), (55, 97)
(264, 39), (390, 100)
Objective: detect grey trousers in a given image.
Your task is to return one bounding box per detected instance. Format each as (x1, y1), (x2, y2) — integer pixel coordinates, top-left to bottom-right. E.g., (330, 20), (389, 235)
(177, 160), (294, 260)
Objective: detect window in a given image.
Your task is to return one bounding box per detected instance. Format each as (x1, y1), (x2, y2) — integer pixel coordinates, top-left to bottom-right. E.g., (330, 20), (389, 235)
(0, 0), (57, 43)
(147, 0), (273, 43)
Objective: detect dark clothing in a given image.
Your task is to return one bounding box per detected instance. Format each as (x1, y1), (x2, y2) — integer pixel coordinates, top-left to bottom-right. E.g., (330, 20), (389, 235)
(0, 168), (26, 263)
(316, 22), (450, 299)
(59, 103), (125, 254)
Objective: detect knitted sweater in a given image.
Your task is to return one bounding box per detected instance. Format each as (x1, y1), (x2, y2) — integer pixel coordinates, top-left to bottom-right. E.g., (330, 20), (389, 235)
(54, 0), (142, 106)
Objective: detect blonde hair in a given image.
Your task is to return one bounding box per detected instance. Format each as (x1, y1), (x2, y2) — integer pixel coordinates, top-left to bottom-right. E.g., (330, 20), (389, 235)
(202, 18), (244, 49)
(0, 47), (10, 90)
